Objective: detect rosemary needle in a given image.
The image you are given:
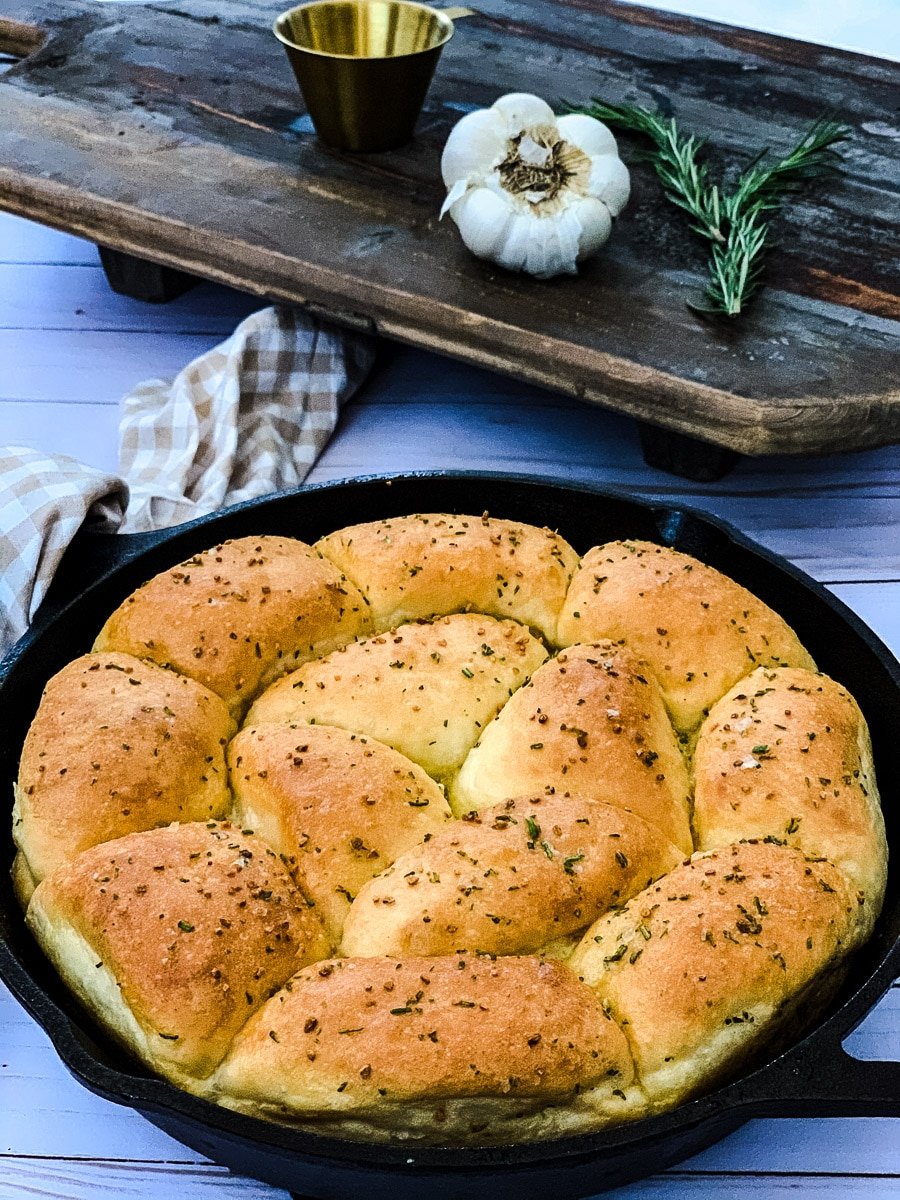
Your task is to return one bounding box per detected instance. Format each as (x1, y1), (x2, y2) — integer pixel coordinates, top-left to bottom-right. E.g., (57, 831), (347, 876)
(567, 101), (850, 317)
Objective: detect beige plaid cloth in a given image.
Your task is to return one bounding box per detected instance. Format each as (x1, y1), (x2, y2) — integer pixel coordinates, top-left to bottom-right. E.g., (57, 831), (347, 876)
(0, 448), (127, 654)
(0, 306), (375, 655)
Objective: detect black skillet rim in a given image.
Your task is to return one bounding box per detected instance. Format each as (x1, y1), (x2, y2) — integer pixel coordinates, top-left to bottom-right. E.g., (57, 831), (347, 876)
(1, 470), (898, 1176)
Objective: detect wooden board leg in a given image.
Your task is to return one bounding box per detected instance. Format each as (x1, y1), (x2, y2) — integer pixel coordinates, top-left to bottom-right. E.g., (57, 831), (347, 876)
(637, 420), (741, 482)
(97, 245), (199, 303)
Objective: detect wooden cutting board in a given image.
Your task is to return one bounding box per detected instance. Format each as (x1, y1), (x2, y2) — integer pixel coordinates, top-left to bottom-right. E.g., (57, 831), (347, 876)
(0, 0), (898, 460)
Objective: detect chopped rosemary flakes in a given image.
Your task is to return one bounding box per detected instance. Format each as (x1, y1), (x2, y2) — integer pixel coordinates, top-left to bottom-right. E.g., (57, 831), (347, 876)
(563, 853), (585, 875)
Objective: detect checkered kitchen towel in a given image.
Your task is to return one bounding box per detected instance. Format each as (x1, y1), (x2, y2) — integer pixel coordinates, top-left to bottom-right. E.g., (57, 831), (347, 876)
(0, 306), (375, 654)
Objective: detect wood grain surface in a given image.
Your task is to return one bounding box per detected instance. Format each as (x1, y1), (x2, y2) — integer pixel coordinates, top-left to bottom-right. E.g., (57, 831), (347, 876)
(0, 0), (898, 456)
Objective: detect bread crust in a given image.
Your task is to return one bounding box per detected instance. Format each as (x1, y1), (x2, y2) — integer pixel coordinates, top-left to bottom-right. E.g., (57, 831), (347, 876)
(27, 822), (330, 1085)
(95, 536), (371, 718)
(693, 666), (887, 929)
(570, 841), (867, 1108)
(342, 794), (682, 958)
(316, 513), (578, 643)
(451, 641), (692, 853)
(229, 723), (453, 943)
(213, 954), (638, 1139)
(247, 613), (548, 781)
(557, 540), (815, 732)
(14, 652), (234, 891)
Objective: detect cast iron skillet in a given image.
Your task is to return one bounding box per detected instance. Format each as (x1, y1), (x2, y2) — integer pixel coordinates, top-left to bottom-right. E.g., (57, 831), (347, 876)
(1, 472), (899, 1199)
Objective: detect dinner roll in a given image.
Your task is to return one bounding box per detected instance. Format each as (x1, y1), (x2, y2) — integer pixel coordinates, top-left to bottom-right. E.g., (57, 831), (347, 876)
(341, 794), (683, 959)
(213, 954), (642, 1140)
(693, 666), (886, 929)
(94, 536), (371, 718)
(570, 841), (867, 1109)
(451, 641), (693, 853)
(246, 614), (548, 780)
(13, 506), (888, 1145)
(557, 541), (815, 732)
(13, 653), (234, 904)
(228, 723), (453, 943)
(316, 513), (579, 643)
(27, 822), (329, 1088)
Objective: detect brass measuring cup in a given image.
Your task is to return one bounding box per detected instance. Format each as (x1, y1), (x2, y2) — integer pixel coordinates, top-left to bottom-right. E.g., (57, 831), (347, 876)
(274, 0), (472, 152)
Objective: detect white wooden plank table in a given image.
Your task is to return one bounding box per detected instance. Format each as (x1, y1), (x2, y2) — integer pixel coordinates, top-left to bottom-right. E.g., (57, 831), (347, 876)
(1, 1), (898, 1190)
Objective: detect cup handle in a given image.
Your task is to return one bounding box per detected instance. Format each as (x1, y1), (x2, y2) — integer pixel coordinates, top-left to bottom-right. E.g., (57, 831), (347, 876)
(440, 6), (475, 19)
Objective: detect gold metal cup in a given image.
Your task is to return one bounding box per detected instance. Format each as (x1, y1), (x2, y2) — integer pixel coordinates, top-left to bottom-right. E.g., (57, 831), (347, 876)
(274, 0), (468, 153)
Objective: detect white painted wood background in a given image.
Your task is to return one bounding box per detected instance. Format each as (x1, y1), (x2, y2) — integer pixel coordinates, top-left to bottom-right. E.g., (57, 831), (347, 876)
(1, 0), (898, 1194)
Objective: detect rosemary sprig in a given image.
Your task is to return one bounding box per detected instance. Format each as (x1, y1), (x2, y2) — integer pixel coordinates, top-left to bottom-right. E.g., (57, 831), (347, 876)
(725, 117), (851, 215)
(576, 102), (725, 244)
(704, 206), (769, 316)
(568, 101), (850, 317)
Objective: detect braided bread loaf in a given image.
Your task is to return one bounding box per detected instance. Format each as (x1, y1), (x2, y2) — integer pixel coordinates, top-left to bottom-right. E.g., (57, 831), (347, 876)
(15, 516), (886, 1144)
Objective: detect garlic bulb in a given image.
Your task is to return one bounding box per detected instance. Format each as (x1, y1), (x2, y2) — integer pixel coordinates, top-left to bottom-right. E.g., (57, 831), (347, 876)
(440, 93), (630, 279)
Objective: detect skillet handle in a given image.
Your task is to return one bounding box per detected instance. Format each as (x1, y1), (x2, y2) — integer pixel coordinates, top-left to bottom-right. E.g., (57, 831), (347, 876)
(33, 526), (172, 628)
(741, 1017), (900, 1117)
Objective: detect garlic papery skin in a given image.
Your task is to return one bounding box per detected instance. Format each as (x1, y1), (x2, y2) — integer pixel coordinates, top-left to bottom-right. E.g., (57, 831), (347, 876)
(440, 93), (630, 279)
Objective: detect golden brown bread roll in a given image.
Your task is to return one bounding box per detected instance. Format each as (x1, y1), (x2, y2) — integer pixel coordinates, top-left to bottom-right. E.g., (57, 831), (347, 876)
(213, 954), (642, 1140)
(693, 666), (886, 927)
(556, 541), (816, 732)
(316, 513), (579, 643)
(341, 794), (683, 959)
(27, 822), (330, 1089)
(228, 723), (453, 943)
(94, 536), (371, 719)
(13, 652), (234, 904)
(246, 613), (548, 781)
(569, 841), (868, 1109)
(12, 509), (889, 1145)
(451, 641), (693, 853)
